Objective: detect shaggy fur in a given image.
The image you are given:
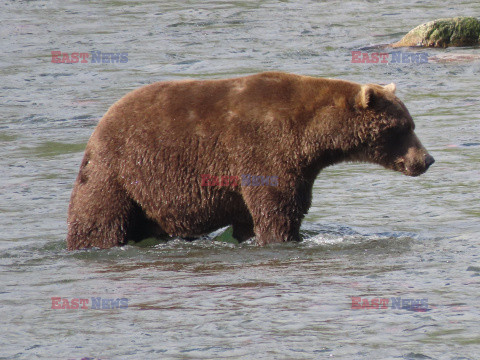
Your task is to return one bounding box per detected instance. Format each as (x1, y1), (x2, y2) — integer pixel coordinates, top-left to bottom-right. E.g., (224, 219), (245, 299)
(67, 72), (434, 249)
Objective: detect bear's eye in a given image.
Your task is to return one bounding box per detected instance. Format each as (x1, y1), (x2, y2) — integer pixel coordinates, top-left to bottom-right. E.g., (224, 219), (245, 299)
(401, 121), (414, 134)
(384, 127), (406, 144)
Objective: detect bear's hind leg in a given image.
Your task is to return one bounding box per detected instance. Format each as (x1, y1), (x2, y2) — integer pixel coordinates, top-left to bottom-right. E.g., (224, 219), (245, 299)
(67, 158), (134, 250)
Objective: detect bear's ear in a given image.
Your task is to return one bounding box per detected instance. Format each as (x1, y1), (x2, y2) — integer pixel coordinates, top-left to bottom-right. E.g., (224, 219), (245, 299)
(384, 83), (396, 94)
(356, 85), (376, 109)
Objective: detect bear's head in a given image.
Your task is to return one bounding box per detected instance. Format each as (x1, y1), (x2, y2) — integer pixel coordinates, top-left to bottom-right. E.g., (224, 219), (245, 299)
(353, 83), (434, 177)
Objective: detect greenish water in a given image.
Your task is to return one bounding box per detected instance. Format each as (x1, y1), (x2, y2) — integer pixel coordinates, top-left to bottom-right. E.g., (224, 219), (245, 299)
(1, 1), (480, 359)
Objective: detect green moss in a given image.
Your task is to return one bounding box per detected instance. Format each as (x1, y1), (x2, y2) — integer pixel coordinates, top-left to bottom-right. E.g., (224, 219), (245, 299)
(393, 17), (480, 48)
(450, 17), (480, 45)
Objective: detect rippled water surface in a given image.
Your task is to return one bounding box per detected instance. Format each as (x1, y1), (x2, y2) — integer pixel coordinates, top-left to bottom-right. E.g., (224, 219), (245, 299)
(1, 1), (480, 359)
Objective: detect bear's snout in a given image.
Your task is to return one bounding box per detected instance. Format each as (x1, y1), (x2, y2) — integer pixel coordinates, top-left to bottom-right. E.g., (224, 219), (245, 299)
(399, 149), (434, 177)
(425, 154), (435, 169)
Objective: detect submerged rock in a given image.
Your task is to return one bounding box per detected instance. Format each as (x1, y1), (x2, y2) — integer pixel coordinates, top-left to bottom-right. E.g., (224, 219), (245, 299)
(392, 17), (480, 48)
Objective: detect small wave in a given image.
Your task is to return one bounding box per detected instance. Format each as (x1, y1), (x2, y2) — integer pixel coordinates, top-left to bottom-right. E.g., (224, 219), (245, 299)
(301, 224), (416, 252)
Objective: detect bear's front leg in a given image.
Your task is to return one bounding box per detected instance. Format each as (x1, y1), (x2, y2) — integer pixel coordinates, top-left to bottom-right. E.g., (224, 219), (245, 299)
(242, 187), (305, 246)
(254, 213), (302, 246)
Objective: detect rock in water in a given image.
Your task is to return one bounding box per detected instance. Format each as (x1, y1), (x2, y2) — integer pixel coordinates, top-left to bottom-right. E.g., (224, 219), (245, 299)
(392, 17), (480, 48)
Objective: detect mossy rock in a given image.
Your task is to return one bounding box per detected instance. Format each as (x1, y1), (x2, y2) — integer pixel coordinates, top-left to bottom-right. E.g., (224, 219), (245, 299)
(392, 17), (480, 48)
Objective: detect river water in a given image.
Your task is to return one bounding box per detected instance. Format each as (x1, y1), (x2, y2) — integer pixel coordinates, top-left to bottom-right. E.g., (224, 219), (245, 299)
(1, 1), (480, 359)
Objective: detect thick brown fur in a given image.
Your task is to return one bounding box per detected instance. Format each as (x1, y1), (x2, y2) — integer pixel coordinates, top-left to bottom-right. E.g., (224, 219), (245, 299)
(67, 72), (434, 250)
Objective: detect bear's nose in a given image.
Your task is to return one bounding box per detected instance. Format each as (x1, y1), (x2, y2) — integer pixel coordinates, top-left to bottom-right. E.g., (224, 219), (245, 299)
(425, 154), (435, 169)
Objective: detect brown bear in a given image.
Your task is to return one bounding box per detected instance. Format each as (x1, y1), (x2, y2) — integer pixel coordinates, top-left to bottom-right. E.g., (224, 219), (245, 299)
(67, 71), (434, 250)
